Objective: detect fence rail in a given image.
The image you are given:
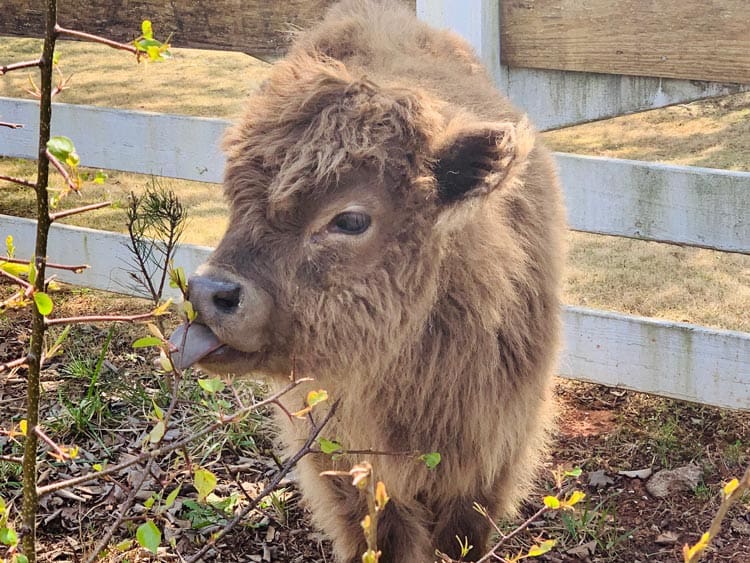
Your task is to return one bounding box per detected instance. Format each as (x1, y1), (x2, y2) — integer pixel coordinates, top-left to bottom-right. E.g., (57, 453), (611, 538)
(3, 97), (749, 254)
(2, 214), (747, 411)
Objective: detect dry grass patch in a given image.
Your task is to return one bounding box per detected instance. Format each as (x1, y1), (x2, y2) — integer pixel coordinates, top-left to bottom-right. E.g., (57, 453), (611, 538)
(542, 92), (750, 172)
(0, 37), (270, 118)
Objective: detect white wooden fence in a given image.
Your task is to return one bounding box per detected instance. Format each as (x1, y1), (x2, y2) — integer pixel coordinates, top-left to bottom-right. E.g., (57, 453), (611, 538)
(1, 0), (749, 410)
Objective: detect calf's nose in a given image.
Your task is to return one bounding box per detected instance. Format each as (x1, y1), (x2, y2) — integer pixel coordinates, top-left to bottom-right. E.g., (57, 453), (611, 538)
(188, 275), (242, 315)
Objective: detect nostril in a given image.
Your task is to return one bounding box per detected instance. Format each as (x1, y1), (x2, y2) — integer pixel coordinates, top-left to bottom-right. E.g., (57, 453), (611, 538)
(188, 275), (243, 315)
(213, 284), (241, 313)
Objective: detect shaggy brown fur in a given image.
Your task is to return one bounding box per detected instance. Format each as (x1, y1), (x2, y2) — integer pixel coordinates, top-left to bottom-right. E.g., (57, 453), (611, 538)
(173, 1), (566, 561)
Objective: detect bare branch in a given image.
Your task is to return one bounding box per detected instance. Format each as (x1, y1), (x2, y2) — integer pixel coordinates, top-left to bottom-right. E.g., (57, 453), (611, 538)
(0, 174), (36, 188)
(0, 355), (29, 374)
(0, 265), (33, 290)
(0, 455), (24, 464)
(55, 25), (138, 55)
(49, 201), (111, 222)
(35, 378), (314, 497)
(1, 256), (88, 273)
(45, 149), (78, 191)
(0, 121), (24, 129)
(44, 311), (155, 327)
(34, 426), (74, 460)
(185, 400), (340, 563)
(0, 58), (42, 75)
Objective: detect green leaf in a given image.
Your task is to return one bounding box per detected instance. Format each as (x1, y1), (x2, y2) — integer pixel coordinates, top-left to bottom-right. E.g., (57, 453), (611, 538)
(135, 520), (161, 554)
(93, 170), (108, 184)
(46, 136), (76, 162)
(5, 235), (15, 257)
(420, 452), (441, 470)
(141, 20), (154, 40)
(152, 400), (164, 420)
(0, 261), (29, 277)
(149, 420), (166, 443)
(164, 484), (181, 509)
(565, 467), (583, 478)
(0, 526), (18, 546)
(143, 494), (156, 509)
(27, 260), (36, 284)
(198, 378), (225, 394)
(169, 266), (187, 291)
(33, 292), (54, 316)
(182, 300), (197, 322)
(318, 437), (343, 455)
(194, 468), (218, 502)
(133, 336), (163, 348)
(13, 555), (29, 563)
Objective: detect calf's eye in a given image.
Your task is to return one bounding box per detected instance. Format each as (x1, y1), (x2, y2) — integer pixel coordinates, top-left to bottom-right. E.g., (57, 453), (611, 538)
(328, 211), (371, 235)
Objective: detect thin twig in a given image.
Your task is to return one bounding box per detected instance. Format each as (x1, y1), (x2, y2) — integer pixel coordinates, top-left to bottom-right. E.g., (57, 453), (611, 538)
(0, 355), (30, 374)
(0, 174), (36, 188)
(44, 311), (155, 327)
(45, 149), (78, 191)
(36, 378), (313, 497)
(0, 122), (24, 129)
(1, 256), (88, 273)
(185, 400), (340, 563)
(54, 25), (138, 55)
(34, 426), (73, 460)
(0, 289), (25, 311)
(49, 201), (111, 221)
(0, 58), (41, 75)
(0, 266), (33, 290)
(0, 455), (24, 464)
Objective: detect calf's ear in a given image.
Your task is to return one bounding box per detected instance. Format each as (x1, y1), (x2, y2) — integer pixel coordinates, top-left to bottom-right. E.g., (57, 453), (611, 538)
(432, 118), (534, 203)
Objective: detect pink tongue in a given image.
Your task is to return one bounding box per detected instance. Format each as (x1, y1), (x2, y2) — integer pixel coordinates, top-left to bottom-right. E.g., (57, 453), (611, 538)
(168, 323), (223, 370)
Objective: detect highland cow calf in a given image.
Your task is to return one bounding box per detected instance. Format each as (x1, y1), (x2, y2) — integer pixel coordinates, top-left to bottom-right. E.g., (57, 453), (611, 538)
(170, 0), (565, 560)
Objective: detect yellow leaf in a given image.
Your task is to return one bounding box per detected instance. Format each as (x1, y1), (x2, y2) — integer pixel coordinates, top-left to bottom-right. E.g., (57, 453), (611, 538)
(67, 446), (79, 459)
(683, 532), (711, 562)
(543, 496), (560, 509)
(306, 389), (329, 408)
(158, 351), (174, 373)
(152, 298), (173, 317)
(361, 514), (371, 532)
(19, 419), (27, 436)
(375, 481), (389, 511)
(527, 539), (556, 557)
(147, 322), (164, 340)
(291, 405), (312, 419)
(723, 478), (739, 498)
(563, 490), (586, 508)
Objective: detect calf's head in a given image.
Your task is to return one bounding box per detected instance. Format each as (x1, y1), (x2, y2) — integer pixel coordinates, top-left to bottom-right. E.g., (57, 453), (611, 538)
(169, 56), (533, 379)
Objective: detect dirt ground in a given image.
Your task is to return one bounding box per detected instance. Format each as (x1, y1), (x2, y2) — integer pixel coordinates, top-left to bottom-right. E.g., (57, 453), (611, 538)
(1, 288), (749, 563)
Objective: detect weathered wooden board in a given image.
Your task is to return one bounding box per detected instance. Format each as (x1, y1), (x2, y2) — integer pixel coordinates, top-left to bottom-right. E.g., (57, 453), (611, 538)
(558, 154), (750, 254)
(501, 0), (750, 84)
(561, 306), (750, 411)
(2, 214), (747, 410)
(415, 0), (749, 130)
(0, 0), (414, 57)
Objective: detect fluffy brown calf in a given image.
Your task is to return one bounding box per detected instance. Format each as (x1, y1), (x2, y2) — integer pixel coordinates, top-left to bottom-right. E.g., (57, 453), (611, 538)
(170, 1), (565, 560)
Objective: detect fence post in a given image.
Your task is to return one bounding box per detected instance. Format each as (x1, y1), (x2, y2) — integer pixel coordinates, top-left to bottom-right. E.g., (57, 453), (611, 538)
(416, 0), (506, 90)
